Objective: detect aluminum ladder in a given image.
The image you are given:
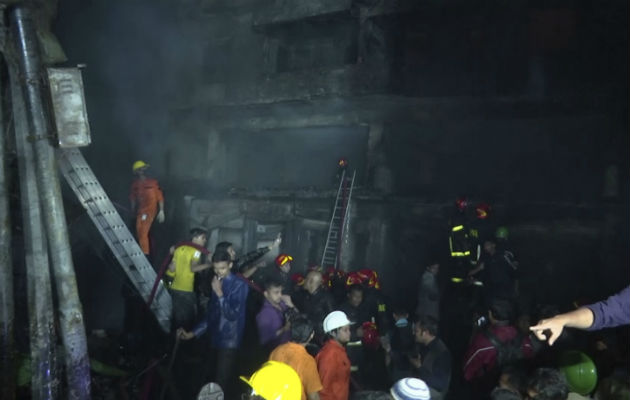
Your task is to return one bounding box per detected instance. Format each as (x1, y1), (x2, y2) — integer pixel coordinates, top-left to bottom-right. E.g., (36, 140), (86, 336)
(57, 148), (172, 332)
(320, 169), (356, 269)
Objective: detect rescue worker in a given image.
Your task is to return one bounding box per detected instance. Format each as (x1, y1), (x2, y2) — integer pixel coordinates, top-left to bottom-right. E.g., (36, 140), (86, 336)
(494, 227), (518, 267)
(240, 360), (302, 400)
(293, 270), (335, 342)
(335, 158), (349, 183)
(339, 280), (374, 380)
(324, 267), (347, 305)
(269, 316), (324, 400)
(358, 268), (389, 336)
(129, 160), (165, 257)
(448, 197), (473, 263)
(468, 202), (492, 264)
(558, 351), (598, 396)
(273, 253), (293, 290)
(290, 272), (306, 294)
(165, 227), (211, 330)
(468, 238), (517, 306)
(317, 311), (352, 400)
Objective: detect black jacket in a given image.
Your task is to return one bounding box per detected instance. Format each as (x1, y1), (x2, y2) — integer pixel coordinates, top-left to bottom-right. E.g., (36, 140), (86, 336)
(292, 287), (334, 338)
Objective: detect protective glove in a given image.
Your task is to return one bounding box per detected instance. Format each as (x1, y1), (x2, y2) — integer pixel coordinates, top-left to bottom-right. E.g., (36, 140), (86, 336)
(157, 209), (165, 223)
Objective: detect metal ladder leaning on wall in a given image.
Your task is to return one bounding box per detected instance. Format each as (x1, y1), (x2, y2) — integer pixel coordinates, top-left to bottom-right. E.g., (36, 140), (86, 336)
(57, 148), (172, 332)
(321, 169), (356, 269)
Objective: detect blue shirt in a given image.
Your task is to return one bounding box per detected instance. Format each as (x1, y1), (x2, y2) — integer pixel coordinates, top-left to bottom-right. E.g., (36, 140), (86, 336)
(586, 286), (630, 331)
(193, 273), (249, 349)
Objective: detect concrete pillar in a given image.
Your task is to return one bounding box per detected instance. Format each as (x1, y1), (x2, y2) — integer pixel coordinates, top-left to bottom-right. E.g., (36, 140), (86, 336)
(10, 57), (59, 400)
(10, 7), (90, 398)
(0, 53), (16, 400)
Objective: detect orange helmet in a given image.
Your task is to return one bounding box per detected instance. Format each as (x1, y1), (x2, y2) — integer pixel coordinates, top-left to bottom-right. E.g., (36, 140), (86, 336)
(290, 273), (305, 286)
(345, 272), (363, 288)
(361, 321), (380, 349)
(275, 254), (293, 267)
(475, 203), (491, 219)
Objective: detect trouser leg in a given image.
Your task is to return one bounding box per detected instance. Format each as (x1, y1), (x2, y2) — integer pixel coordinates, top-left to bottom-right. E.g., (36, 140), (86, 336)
(136, 213), (153, 254)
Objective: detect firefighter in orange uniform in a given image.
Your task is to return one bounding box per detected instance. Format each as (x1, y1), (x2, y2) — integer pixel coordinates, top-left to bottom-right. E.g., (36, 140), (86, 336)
(129, 160), (165, 256)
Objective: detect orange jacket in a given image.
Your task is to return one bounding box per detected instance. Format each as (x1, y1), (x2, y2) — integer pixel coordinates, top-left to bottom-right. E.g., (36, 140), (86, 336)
(130, 178), (163, 215)
(316, 339), (350, 400)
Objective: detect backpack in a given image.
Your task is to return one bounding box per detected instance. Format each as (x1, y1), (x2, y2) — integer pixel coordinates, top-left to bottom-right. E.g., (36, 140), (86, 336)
(484, 329), (524, 368)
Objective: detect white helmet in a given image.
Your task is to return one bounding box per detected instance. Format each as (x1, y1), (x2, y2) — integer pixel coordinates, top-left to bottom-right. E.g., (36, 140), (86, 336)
(390, 378), (431, 400)
(197, 382), (223, 400)
(323, 311), (352, 333)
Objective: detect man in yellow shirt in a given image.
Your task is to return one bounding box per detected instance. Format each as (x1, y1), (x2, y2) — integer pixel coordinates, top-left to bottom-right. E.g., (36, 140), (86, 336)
(166, 227), (211, 330)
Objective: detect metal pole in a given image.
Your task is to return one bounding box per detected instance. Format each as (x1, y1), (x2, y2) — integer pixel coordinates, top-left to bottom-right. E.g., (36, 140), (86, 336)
(0, 55), (16, 400)
(10, 6), (91, 399)
(10, 63), (59, 400)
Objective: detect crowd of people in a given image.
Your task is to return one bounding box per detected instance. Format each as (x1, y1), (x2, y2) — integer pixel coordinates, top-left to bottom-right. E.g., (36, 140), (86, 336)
(156, 226), (628, 400)
(126, 164), (629, 400)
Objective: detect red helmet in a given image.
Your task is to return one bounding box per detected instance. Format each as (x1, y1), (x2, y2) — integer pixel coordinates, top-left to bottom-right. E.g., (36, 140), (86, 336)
(345, 272), (363, 288)
(290, 273), (305, 286)
(358, 269), (380, 290)
(455, 197), (468, 211)
(275, 254), (293, 267)
(475, 203), (491, 219)
(361, 321), (380, 350)
(356, 269), (371, 282)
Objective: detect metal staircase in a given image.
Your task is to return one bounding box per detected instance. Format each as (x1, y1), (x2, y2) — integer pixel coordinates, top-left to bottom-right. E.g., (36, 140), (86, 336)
(320, 169), (356, 269)
(57, 148), (172, 332)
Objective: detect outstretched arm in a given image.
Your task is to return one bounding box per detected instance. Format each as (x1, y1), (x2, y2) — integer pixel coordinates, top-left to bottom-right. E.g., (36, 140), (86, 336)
(531, 286), (630, 345)
(530, 308), (594, 346)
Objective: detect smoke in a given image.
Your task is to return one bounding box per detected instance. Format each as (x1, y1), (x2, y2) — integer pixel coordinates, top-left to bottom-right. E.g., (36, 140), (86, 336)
(54, 0), (204, 191)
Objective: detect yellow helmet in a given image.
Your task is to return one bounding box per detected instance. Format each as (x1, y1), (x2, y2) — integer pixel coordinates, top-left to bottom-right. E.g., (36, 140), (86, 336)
(240, 361), (301, 400)
(132, 160), (149, 172)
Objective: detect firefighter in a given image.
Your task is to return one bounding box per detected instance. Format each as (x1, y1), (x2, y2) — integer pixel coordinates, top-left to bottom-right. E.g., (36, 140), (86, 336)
(335, 157), (349, 182)
(274, 253), (293, 284)
(468, 202), (492, 262)
(448, 197), (473, 264)
(324, 267), (348, 305)
(165, 227), (211, 331)
(240, 360), (302, 400)
(129, 160), (164, 257)
(358, 268), (390, 336)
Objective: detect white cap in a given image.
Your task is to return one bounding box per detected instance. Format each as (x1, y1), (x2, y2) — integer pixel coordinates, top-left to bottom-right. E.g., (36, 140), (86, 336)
(323, 311), (352, 333)
(197, 382), (224, 400)
(390, 378), (431, 400)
